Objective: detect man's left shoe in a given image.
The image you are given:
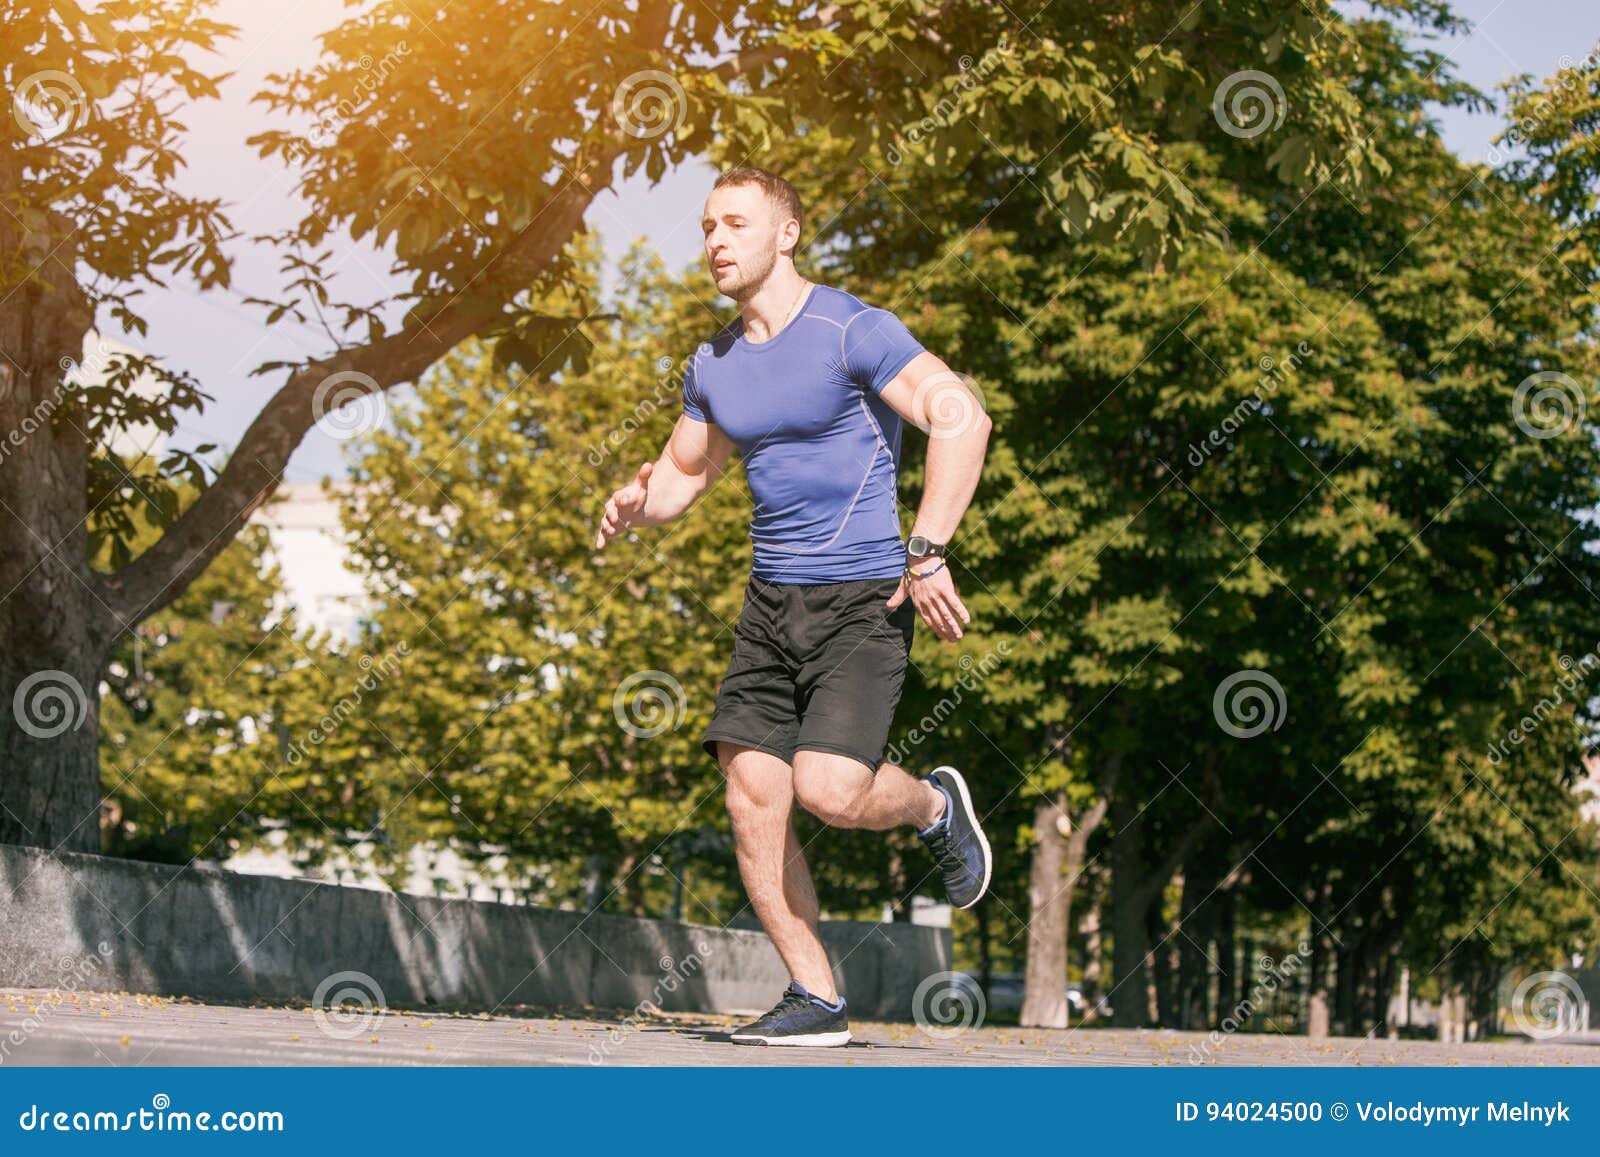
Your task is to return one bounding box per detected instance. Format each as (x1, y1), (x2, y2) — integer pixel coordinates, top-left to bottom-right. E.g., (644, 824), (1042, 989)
(729, 980), (851, 1047)
(917, 765), (993, 909)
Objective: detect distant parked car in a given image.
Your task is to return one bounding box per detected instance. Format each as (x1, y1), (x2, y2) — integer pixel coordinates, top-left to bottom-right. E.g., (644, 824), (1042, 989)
(1066, 983), (1112, 1018)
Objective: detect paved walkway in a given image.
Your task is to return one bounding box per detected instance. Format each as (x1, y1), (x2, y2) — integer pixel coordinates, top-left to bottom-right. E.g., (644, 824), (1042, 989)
(2, 988), (1594, 1067)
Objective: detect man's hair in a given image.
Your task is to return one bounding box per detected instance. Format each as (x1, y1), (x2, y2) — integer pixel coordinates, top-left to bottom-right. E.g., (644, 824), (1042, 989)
(712, 167), (804, 243)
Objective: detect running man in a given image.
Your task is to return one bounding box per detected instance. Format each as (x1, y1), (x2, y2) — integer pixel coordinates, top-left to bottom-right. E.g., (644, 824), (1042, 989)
(593, 167), (992, 1047)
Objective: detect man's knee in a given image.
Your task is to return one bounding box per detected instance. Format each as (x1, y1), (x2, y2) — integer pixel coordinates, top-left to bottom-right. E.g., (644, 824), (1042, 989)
(792, 755), (871, 826)
(719, 742), (792, 831)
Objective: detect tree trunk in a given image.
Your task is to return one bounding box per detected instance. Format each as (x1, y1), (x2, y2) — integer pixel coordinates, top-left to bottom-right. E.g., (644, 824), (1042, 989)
(1107, 787), (1215, 1028)
(1307, 926), (1332, 1039)
(1468, 967), (1495, 1042)
(0, 122), (625, 857)
(0, 207), (108, 852)
(1360, 946), (1382, 1036)
(1080, 887), (1103, 1014)
(0, 645), (105, 852)
(1438, 983), (1467, 1043)
(1021, 793), (1070, 1028)
(1149, 899), (1177, 1026)
(1235, 935), (1254, 1024)
(1109, 790), (1148, 1027)
(1335, 944), (1356, 1036)
(1375, 946), (1397, 1038)
(1177, 869), (1216, 1030)
(1214, 889), (1236, 1022)
(669, 844), (685, 921)
(1021, 788), (1107, 1028)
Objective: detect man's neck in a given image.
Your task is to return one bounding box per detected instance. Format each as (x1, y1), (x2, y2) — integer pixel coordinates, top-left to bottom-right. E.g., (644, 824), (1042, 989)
(740, 271), (811, 343)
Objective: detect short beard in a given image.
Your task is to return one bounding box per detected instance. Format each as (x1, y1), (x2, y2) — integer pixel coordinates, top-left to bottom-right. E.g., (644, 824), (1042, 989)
(721, 245), (780, 302)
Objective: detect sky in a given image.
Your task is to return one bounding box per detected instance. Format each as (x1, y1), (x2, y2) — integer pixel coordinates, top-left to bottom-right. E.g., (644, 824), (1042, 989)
(100, 0), (1600, 484)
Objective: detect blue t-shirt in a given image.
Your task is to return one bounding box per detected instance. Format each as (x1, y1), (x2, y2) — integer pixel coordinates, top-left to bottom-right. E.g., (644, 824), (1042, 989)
(680, 284), (926, 584)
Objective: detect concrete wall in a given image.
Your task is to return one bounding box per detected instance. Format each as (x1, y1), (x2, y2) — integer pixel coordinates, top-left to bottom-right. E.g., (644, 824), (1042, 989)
(0, 844), (951, 1020)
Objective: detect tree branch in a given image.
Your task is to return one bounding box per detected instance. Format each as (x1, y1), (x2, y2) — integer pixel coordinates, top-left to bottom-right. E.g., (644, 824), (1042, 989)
(711, 6), (843, 85)
(101, 143), (626, 630)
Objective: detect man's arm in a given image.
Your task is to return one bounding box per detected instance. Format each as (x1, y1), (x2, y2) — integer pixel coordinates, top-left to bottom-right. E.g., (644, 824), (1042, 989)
(870, 350), (990, 641)
(875, 351), (992, 546)
(594, 415), (735, 549)
(637, 414), (736, 525)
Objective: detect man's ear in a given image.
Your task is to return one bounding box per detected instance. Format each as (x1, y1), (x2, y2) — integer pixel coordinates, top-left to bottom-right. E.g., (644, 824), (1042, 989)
(776, 212), (800, 257)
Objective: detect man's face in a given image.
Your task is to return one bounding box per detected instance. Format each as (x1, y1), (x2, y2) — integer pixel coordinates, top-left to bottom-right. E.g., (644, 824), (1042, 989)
(702, 183), (789, 301)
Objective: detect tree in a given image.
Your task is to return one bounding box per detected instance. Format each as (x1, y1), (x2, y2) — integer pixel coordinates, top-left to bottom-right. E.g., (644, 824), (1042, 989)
(974, 6), (1600, 1032)
(2, 0), (1384, 852)
(1234, 19), (1600, 1036)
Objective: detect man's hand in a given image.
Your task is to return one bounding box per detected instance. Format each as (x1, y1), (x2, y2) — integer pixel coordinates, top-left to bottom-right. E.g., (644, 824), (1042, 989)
(594, 461), (653, 550)
(886, 564), (971, 642)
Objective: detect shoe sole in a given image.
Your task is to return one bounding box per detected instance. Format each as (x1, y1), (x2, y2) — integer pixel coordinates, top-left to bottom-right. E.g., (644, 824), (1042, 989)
(729, 1030), (852, 1047)
(931, 765), (992, 909)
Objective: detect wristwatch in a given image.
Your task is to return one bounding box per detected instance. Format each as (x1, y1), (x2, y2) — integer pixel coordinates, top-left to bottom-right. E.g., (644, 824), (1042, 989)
(906, 534), (948, 561)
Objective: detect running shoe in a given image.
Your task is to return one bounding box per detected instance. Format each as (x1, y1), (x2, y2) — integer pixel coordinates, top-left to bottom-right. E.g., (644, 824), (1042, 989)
(917, 765), (993, 909)
(729, 980), (851, 1047)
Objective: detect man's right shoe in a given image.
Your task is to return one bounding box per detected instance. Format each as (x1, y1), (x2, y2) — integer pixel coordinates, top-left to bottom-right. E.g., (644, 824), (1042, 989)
(917, 765), (993, 909)
(729, 980), (851, 1047)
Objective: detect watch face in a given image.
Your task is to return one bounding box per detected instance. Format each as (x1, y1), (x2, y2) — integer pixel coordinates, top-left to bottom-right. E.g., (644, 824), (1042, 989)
(907, 535), (929, 556)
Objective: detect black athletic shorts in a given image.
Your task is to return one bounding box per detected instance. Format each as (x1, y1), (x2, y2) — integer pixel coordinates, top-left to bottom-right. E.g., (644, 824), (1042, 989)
(702, 575), (915, 773)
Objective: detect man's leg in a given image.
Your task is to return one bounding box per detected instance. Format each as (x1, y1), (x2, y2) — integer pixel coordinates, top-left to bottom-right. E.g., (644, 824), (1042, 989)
(718, 740), (840, 1002)
(794, 750), (992, 910)
(785, 581), (991, 907)
(791, 751), (945, 831)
